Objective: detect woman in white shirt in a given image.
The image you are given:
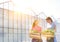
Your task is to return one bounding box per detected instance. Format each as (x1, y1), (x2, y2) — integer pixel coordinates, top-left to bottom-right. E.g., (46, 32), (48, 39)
(46, 17), (57, 42)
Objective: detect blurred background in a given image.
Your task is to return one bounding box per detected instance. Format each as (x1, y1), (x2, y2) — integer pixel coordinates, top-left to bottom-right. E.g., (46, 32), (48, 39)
(0, 0), (60, 42)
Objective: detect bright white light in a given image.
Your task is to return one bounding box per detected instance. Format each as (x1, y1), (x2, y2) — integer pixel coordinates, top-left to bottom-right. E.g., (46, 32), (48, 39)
(11, 0), (60, 19)
(12, 0), (29, 12)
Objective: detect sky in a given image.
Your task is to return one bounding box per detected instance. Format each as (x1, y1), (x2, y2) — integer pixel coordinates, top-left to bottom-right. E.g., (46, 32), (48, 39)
(12, 0), (60, 19)
(0, 0), (60, 21)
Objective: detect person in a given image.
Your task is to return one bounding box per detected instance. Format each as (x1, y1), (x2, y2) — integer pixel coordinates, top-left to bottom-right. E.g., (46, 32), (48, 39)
(31, 20), (42, 42)
(46, 17), (57, 42)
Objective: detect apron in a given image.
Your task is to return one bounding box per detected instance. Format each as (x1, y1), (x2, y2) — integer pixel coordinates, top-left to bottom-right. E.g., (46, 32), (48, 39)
(32, 39), (42, 42)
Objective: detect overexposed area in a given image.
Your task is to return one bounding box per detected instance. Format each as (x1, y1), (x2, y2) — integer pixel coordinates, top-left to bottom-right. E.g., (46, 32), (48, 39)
(0, 0), (60, 42)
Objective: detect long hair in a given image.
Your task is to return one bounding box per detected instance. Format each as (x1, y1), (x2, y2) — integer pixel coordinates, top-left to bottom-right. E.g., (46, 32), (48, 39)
(32, 20), (38, 28)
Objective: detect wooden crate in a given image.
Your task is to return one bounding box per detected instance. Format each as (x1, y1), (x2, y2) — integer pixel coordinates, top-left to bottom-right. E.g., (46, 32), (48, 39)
(29, 33), (41, 39)
(43, 34), (54, 38)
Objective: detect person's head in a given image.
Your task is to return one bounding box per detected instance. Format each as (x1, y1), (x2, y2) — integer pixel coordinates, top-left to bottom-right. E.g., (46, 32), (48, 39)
(32, 20), (39, 27)
(46, 17), (53, 24)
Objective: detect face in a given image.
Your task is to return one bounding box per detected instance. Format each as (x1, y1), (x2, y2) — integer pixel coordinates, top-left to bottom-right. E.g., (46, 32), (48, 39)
(46, 20), (51, 24)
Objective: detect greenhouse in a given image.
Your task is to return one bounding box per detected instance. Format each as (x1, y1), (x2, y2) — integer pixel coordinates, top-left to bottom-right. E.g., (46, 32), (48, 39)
(0, 0), (60, 42)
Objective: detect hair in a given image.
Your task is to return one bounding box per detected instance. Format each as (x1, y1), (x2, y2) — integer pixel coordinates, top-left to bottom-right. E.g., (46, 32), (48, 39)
(46, 17), (53, 22)
(32, 20), (38, 28)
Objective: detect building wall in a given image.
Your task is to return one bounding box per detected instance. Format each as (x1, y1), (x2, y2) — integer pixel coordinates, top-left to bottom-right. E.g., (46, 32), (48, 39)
(0, 8), (50, 42)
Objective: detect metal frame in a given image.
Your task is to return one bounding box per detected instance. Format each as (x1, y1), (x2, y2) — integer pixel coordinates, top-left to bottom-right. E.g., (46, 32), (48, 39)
(0, 0), (15, 42)
(0, 0), (58, 42)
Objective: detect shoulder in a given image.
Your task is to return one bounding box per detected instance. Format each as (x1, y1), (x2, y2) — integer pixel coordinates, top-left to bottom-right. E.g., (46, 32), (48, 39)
(51, 22), (56, 26)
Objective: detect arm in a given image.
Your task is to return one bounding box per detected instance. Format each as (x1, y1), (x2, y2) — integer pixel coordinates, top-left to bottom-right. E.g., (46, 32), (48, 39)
(54, 25), (56, 32)
(52, 22), (56, 32)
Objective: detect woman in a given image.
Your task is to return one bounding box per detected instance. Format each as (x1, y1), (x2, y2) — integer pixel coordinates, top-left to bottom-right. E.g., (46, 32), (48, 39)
(46, 17), (57, 42)
(32, 20), (42, 42)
